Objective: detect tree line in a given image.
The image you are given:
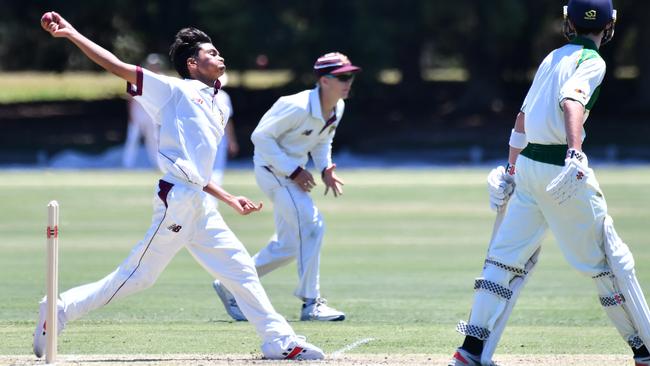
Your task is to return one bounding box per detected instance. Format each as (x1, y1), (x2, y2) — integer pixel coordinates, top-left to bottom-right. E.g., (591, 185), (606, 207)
(2, 0), (648, 110)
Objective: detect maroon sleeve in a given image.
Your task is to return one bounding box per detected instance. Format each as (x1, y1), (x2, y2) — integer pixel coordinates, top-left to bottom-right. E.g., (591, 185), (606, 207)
(126, 66), (143, 96)
(289, 166), (304, 180)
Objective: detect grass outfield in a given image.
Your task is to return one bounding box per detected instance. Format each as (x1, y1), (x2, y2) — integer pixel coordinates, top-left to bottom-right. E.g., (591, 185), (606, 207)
(1, 168), (650, 362)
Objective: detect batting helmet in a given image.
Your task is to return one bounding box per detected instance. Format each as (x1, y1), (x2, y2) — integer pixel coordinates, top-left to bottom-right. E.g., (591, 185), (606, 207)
(563, 0), (617, 44)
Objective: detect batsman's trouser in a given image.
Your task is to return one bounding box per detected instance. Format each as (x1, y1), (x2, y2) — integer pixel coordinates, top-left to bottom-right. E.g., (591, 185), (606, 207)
(467, 155), (643, 352)
(252, 165), (324, 301)
(59, 178), (295, 343)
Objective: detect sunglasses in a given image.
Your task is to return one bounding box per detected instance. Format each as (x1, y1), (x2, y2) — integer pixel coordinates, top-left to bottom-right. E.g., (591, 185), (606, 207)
(325, 73), (355, 82)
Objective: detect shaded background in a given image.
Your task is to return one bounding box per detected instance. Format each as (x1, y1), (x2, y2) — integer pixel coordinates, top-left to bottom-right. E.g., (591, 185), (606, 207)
(1, 0), (649, 166)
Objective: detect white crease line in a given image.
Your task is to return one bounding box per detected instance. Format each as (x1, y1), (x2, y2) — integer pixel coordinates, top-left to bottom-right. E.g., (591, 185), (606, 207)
(331, 337), (375, 358)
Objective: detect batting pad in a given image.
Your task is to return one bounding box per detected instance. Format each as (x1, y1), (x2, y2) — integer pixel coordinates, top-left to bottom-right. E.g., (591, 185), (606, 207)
(603, 215), (650, 349)
(545, 159), (593, 205)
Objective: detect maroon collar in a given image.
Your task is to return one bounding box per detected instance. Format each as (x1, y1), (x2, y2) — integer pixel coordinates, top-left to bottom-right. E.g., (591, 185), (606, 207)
(213, 79), (221, 95)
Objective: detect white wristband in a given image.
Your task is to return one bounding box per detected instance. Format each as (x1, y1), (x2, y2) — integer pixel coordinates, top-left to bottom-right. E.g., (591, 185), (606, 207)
(509, 129), (528, 149)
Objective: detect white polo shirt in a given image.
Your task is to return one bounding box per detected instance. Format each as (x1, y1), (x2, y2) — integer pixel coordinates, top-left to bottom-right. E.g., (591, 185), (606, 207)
(128, 67), (230, 188)
(521, 37), (606, 145)
(251, 86), (344, 177)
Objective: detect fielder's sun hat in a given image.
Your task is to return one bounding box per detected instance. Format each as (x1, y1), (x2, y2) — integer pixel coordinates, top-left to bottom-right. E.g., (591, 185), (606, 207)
(567, 0), (614, 30)
(313, 52), (361, 76)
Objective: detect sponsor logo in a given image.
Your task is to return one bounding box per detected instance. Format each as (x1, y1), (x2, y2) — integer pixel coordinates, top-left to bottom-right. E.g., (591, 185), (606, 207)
(576, 171), (585, 180)
(584, 10), (597, 20)
(167, 223), (182, 233)
(575, 88), (585, 95)
(192, 97), (204, 105)
(302, 129), (313, 136)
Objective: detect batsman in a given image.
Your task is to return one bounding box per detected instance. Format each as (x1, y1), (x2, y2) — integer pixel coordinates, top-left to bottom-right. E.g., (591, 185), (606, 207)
(449, 1), (650, 365)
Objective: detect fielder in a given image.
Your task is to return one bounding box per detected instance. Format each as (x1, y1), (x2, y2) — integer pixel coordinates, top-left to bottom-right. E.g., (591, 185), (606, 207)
(449, 1), (650, 365)
(213, 52), (360, 322)
(34, 11), (324, 360)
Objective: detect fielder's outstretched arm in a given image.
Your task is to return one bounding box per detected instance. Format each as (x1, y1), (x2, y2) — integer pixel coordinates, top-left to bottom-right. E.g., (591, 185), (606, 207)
(40, 11), (137, 85)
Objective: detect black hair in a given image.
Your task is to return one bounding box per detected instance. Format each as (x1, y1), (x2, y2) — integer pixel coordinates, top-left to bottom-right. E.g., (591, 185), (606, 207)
(169, 27), (212, 79)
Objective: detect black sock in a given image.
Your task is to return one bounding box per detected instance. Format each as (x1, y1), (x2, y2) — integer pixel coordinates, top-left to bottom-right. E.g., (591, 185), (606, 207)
(461, 336), (483, 356)
(633, 345), (650, 358)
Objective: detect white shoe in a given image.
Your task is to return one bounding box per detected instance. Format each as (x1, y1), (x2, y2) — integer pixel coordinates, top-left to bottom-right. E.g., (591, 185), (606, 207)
(448, 348), (498, 366)
(212, 280), (246, 321)
(300, 298), (345, 321)
(261, 335), (325, 360)
(33, 297), (66, 358)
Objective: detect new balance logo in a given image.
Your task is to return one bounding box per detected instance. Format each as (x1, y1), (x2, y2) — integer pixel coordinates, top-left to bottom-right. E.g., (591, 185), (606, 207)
(167, 224), (182, 233)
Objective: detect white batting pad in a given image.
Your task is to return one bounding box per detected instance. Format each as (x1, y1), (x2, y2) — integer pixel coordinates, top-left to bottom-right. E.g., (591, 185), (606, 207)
(604, 216), (650, 348)
(545, 159), (593, 205)
(481, 247), (541, 365)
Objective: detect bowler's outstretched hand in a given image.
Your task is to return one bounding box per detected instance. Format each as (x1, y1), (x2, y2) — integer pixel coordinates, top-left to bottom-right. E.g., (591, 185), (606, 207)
(41, 12), (76, 38)
(230, 197), (263, 215)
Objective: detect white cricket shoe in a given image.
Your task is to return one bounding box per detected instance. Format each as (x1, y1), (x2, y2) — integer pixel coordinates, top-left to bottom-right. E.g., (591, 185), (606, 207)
(33, 297), (66, 358)
(448, 348), (499, 366)
(212, 280), (246, 321)
(300, 298), (345, 321)
(635, 355), (650, 366)
(261, 335), (325, 360)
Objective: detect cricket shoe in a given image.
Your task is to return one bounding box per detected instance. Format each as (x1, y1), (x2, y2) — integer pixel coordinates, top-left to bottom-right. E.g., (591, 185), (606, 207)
(300, 298), (345, 321)
(635, 355), (650, 366)
(212, 280), (246, 321)
(448, 348), (499, 366)
(33, 297), (66, 358)
(261, 335), (325, 360)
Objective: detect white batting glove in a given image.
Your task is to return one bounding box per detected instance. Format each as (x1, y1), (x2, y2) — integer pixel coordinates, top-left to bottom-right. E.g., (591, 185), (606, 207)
(487, 164), (515, 212)
(546, 149), (593, 205)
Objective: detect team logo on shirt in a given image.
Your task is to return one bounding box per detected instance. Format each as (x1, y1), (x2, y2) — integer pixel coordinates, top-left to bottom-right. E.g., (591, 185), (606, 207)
(167, 223), (183, 233)
(302, 129), (313, 136)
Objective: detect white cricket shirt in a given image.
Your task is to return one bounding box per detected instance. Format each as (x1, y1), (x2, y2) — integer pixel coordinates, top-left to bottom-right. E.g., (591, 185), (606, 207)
(128, 67), (230, 188)
(251, 86), (344, 177)
(521, 37), (606, 145)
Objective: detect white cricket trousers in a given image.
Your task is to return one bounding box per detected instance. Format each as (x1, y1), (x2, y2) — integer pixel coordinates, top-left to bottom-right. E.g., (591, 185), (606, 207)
(252, 165), (325, 301)
(58, 177), (295, 343)
(488, 154), (608, 274)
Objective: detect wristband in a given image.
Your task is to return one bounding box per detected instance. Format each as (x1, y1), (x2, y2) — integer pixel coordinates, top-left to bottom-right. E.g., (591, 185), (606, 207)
(509, 129), (528, 149)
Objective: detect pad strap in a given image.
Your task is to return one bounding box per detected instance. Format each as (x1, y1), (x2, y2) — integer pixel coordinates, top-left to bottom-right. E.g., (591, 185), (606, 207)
(592, 271), (613, 279)
(485, 258), (528, 276)
(600, 293), (626, 307)
(456, 320), (490, 341)
(474, 279), (513, 300)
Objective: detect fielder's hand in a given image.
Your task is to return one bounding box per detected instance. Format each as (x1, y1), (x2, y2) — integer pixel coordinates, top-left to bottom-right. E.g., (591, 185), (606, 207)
(487, 164), (515, 212)
(292, 170), (316, 192)
(546, 149), (593, 205)
(40, 11), (77, 38)
(323, 164), (344, 197)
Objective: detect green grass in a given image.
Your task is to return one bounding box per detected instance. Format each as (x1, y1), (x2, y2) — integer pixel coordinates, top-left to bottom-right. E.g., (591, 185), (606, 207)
(1, 168), (650, 357)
